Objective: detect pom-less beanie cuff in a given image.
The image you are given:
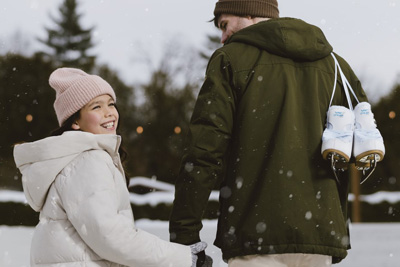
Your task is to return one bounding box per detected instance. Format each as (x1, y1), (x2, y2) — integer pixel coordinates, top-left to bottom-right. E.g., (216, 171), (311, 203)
(214, 0), (279, 19)
(49, 68), (116, 126)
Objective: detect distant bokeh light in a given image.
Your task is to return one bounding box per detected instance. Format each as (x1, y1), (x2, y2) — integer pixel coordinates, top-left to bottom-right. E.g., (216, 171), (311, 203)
(174, 126), (181, 134)
(26, 114), (33, 122)
(136, 126), (144, 134)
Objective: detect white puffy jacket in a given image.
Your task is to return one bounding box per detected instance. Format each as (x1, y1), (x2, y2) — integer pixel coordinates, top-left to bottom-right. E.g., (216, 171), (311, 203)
(14, 131), (191, 267)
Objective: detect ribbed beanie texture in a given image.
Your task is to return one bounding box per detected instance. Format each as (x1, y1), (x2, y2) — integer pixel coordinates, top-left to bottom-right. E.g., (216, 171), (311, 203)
(214, 0), (279, 19)
(49, 68), (116, 126)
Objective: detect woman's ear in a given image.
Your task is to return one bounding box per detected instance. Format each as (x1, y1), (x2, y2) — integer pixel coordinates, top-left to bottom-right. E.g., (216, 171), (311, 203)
(71, 122), (81, 130)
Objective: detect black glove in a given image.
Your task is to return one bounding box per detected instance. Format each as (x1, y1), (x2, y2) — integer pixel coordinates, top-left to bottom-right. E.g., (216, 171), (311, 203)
(189, 241), (213, 267)
(196, 250), (213, 267)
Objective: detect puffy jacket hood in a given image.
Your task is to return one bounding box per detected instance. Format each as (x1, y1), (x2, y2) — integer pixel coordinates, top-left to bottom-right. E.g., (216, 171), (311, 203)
(14, 131), (122, 212)
(227, 17), (332, 61)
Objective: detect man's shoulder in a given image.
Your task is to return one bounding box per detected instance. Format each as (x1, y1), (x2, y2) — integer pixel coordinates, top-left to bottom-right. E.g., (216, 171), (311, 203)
(208, 42), (272, 73)
(216, 41), (256, 55)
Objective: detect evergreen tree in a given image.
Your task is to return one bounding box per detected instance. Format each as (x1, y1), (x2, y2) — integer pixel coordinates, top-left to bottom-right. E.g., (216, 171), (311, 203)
(38, 0), (95, 71)
(365, 84), (400, 193)
(199, 34), (222, 63)
(0, 53), (56, 189)
(129, 43), (200, 184)
(131, 68), (197, 184)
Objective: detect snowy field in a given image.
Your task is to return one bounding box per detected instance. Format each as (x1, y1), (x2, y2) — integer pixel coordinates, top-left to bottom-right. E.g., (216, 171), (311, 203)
(1, 221), (400, 267)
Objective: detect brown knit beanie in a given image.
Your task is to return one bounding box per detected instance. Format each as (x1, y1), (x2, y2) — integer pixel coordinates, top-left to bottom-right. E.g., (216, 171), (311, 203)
(49, 68), (116, 126)
(214, 0), (279, 19)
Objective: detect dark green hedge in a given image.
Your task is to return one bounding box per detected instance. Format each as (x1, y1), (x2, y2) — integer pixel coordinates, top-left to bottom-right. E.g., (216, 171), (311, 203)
(0, 201), (221, 226)
(0, 202), (39, 226)
(1, 200), (399, 226)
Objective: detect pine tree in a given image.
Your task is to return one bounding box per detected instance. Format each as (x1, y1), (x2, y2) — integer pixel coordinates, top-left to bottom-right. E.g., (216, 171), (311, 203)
(129, 43), (200, 183)
(38, 0), (95, 71)
(199, 34), (221, 63)
(131, 68), (197, 184)
(0, 53), (56, 189)
(365, 84), (400, 193)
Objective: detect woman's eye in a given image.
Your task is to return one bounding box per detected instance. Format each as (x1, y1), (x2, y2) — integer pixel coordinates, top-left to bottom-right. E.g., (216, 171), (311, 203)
(92, 105), (100, 110)
(109, 102), (116, 107)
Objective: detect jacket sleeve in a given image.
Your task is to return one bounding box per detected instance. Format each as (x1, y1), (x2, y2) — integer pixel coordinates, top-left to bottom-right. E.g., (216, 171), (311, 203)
(169, 50), (237, 245)
(57, 150), (191, 267)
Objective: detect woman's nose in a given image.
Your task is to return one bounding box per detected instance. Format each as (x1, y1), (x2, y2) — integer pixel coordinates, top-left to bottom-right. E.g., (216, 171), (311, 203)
(104, 107), (113, 116)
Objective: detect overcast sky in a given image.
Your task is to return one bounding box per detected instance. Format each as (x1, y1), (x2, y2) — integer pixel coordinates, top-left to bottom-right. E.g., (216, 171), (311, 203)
(1, 0), (399, 102)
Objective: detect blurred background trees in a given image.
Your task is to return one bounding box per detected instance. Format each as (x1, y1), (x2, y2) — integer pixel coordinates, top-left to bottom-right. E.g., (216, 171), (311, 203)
(1, 0), (399, 203)
(365, 83), (400, 193)
(0, 0), (207, 189)
(0, 53), (56, 189)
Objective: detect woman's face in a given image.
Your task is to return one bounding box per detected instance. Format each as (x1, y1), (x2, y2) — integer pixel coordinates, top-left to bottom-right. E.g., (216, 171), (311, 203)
(72, 94), (119, 135)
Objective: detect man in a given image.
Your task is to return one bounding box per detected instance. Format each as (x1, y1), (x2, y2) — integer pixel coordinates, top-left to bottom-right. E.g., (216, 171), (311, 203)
(170, 0), (369, 266)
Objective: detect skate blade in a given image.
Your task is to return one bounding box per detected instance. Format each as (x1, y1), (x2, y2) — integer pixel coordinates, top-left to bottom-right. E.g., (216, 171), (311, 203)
(327, 152), (349, 184)
(356, 154), (379, 184)
(355, 150), (384, 164)
(322, 149), (350, 162)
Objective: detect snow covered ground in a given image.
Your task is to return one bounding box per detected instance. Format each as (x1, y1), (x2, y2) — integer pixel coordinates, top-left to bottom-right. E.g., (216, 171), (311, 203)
(1, 221), (400, 267)
(3, 176), (400, 207)
(1, 177), (400, 266)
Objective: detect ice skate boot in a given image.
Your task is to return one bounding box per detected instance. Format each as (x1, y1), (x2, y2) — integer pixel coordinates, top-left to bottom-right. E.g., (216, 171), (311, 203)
(321, 105), (355, 181)
(353, 102), (385, 183)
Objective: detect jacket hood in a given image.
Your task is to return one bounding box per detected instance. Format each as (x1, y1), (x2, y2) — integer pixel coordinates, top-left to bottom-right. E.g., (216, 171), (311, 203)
(14, 131), (121, 211)
(226, 17), (333, 61)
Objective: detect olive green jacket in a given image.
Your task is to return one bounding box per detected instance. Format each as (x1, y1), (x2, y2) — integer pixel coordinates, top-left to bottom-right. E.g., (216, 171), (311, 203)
(170, 18), (367, 263)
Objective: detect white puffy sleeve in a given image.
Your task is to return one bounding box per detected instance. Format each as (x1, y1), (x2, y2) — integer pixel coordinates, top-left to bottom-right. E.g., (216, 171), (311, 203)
(57, 150), (191, 267)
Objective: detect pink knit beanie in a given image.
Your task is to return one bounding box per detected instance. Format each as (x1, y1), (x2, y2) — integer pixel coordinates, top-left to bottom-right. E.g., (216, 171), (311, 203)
(49, 68), (116, 126)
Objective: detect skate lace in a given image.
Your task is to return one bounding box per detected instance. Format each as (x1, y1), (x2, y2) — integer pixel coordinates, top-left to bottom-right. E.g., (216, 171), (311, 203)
(329, 53), (360, 111)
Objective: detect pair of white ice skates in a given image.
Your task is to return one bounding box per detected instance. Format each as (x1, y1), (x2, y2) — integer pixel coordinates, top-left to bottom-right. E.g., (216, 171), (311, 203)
(321, 53), (385, 184)
(321, 102), (385, 184)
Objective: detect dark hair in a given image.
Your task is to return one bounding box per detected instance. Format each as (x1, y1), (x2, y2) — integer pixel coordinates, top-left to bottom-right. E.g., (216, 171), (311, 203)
(50, 107), (130, 186)
(212, 14), (253, 28)
(212, 16), (220, 28)
(50, 111), (80, 137)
